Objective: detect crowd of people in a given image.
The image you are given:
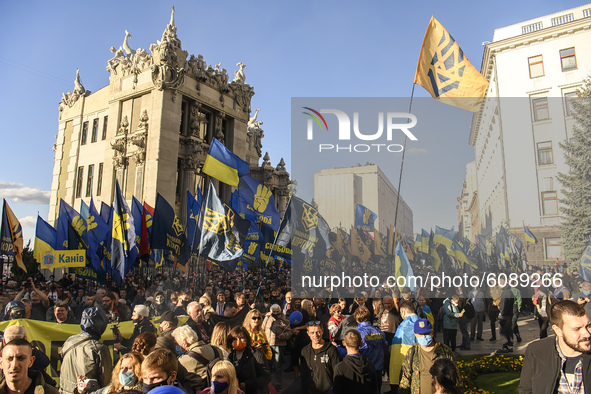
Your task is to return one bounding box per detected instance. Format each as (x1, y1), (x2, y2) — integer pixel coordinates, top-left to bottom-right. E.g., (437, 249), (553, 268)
(0, 263), (589, 394)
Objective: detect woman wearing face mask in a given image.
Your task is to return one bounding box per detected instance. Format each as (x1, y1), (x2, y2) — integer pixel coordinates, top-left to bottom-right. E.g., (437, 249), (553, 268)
(243, 310), (272, 361)
(91, 352), (144, 394)
(262, 305), (291, 391)
(227, 326), (271, 394)
(398, 319), (457, 394)
(196, 360), (243, 394)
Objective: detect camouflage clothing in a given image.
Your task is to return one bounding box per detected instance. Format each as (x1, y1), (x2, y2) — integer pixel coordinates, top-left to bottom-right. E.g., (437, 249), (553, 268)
(398, 339), (456, 394)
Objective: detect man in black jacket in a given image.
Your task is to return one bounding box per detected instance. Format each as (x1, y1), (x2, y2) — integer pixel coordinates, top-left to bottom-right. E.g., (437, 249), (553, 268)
(519, 300), (591, 394)
(300, 321), (341, 394)
(496, 280), (514, 353)
(333, 329), (379, 394)
(114, 304), (157, 353)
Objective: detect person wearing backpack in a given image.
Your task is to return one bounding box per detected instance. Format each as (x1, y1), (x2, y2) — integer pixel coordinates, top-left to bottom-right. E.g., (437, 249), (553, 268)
(173, 326), (223, 391)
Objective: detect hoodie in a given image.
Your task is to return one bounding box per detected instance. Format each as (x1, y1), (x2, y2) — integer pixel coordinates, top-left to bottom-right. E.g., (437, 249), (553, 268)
(333, 354), (380, 394)
(300, 341), (341, 394)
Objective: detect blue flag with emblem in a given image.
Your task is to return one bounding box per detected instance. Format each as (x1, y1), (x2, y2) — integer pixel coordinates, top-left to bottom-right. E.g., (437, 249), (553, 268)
(238, 175), (281, 231)
(111, 181), (137, 279)
(579, 235), (591, 281)
(187, 189), (202, 250)
(354, 204), (378, 232)
(87, 197), (109, 272)
(415, 16), (489, 112)
(151, 193), (190, 266)
(56, 199), (88, 251)
(198, 182), (251, 271)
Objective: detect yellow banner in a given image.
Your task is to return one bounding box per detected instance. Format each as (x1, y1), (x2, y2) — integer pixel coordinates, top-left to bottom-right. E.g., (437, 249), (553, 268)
(41, 250), (86, 270)
(0, 317), (187, 386)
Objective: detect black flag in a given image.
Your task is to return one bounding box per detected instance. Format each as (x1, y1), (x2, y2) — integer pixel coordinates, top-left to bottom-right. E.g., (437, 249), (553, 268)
(275, 196), (335, 294)
(198, 182), (250, 271)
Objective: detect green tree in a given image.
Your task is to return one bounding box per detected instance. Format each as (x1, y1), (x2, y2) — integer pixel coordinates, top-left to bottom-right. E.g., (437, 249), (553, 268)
(558, 78), (591, 267)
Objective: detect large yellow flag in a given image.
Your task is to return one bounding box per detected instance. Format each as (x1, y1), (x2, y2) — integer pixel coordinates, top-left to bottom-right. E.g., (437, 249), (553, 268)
(415, 16), (489, 112)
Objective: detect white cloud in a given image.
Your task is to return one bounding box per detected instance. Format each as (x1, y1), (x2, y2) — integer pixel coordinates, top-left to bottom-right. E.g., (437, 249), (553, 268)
(408, 148), (428, 154)
(0, 181), (50, 204)
(19, 216), (37, 228)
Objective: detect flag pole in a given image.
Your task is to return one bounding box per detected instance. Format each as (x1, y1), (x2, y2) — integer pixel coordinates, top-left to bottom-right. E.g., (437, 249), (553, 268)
(255, 194), (292, 297)
(391, 85), (416, 277)
(393, 84), (416, 233)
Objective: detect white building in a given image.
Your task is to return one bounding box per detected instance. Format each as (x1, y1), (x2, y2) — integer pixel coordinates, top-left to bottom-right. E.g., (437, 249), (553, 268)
(314, 164), (413, 237)
(466, 4), (591, 264)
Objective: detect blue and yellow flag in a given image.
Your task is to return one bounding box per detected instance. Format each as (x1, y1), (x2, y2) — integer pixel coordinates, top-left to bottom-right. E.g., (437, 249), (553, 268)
(112, 181), (137, 279)
(355, 204), (378, 232)
(238, 175), (281, 231)
(429, 230), (441, 272)
(395, 241), (416, 292)
(434, 226), (455, 249)
(56, 199), (87, 251)
(100, 202), (111, 223)
(415, 16), (489, 112)
(452, 240), (477, 270)
(1, 200), (26, 272)
(202, 138), (250, 187)
(198, 182), (251, 271)
(524, 225), (538, 244)
(34, 216), (56, 265)
(421, 229), (430, 254)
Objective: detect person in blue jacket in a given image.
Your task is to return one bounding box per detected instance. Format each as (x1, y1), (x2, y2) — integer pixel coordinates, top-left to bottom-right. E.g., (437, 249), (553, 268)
(353, 306), (388, 377)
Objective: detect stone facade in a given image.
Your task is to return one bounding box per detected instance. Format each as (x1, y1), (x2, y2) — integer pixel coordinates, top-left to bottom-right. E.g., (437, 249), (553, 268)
(50, 7), (290, 225)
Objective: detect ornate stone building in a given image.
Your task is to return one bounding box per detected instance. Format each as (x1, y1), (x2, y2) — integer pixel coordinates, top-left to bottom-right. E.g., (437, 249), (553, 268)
(49, 7), (290, 224)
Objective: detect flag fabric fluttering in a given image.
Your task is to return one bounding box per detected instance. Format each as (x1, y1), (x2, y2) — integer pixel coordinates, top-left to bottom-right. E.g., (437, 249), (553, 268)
(198, 182), (251, 271)
(56, 199), (87, 251)
(111, 181), (137, 279)
(238, 175), (281, 231)
(186, 190), (202, 250)
(415, 16), (489, 112)
(275, 195), (335, 282)
(350, 225), (372, 263)
(395, 241), (416, 292)
(202, 138), (250, 187)
(434, 226), (455, 249)
(355, 204), (378, 232)
(33, 216), (56, 266)
(151, 194), (190, 266)
(524, 225), (538, 244)
(0, 200), (26, 273)
(87, 198), (109, 272)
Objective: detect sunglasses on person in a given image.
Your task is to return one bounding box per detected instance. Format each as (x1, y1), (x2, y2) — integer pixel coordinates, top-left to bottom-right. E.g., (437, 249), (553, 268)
(252, 316), (261, 321)
(308, 321), (321, 326)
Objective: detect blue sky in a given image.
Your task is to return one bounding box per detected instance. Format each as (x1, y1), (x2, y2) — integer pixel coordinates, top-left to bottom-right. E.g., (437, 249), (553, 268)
(0, 0), (585, 243)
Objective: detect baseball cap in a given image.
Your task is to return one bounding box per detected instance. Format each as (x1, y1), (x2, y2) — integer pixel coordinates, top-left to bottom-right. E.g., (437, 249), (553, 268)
(414, 319), (433, 335)
(134, 305), (149, 318)
(157, 311), (178, 325)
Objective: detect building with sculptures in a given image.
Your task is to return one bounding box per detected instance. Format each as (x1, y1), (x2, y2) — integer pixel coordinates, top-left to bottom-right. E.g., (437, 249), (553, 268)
(49, 6), (290, 227)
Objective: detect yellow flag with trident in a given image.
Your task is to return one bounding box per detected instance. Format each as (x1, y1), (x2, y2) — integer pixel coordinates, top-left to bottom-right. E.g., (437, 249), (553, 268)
(415, 16), (489, 112)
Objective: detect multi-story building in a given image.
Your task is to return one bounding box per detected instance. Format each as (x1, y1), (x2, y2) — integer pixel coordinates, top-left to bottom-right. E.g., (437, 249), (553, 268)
(464, 4), (591, 264)
(50, 7), (290, 225)
(314, 164), (413, 237)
